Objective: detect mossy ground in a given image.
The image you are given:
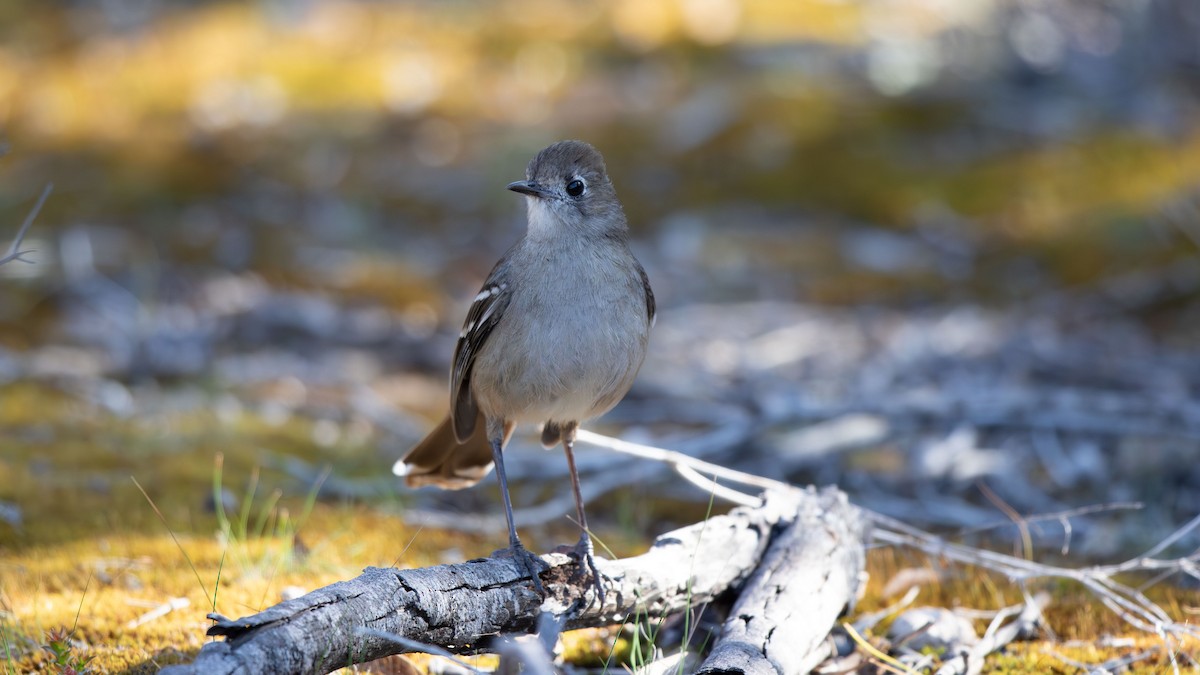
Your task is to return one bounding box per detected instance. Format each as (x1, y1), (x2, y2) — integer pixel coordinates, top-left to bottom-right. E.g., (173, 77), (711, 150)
(1, 383), (1195, 673)
(0, 381), (653, 672)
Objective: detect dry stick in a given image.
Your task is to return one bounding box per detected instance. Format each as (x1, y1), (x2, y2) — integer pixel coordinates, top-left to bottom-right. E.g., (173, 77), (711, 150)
(0, 183), (52, 266)
(589, 431), (1200, 670)
(386, 414), (763, 534)
(575, 428), (789, 494)
(402, 427), (777, 534)
(955, 501), (1144, 541)
(933, 592), (1050, 675)
(870, 522), (1199, 640)
(175, 426), (1196, 674)
(696, 488), (868, 674)
(1127, 510), (1200, 563)
(160, 489), (845, 675)
(611, 443), (870, 673)
(126, 598), (191, 630)
(976, 481), (1033, 561)
(673, 461), (761, 507)
(587, 431), (1199, 636)
(852, 586), (920, 633)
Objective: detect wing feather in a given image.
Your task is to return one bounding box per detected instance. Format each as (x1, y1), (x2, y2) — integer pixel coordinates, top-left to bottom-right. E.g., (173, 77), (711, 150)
(449, 264), (512, 442)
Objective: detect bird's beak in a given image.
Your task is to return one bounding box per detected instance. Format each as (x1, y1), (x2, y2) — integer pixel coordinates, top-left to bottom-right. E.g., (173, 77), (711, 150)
(507, 180), (554, 199)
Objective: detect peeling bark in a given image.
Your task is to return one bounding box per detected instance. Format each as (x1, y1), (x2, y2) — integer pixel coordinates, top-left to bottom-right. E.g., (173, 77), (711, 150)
(161, 487), (867, 675)
(697, 489), (868, 674)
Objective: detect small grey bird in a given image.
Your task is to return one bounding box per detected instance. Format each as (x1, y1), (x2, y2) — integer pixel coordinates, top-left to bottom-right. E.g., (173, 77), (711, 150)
(396, 140), (655, 596)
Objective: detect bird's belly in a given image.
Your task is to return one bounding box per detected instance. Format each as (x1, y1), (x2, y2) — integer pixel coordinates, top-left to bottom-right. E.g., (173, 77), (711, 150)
(472, 316), (647, 424)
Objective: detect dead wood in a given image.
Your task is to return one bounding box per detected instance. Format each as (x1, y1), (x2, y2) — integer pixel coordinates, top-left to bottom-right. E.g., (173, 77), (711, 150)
(161, 486), (867, 675)
(696, 487), (868, 675)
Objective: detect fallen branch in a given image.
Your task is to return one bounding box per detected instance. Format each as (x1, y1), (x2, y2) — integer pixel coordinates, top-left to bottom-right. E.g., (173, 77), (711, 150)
(869, 511), (1200, 641)
(161, 486), (868, 675)
(697, 487), (868, 674)
(934, 591), (1049, 675)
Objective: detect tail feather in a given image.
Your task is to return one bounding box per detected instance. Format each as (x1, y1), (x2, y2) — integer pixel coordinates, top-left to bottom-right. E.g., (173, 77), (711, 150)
(395, 413), (507, 489)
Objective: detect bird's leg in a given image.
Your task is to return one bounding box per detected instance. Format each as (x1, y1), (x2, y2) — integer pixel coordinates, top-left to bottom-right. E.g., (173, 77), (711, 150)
(560, 423), (607, 604)
(489, 434), (547, 594)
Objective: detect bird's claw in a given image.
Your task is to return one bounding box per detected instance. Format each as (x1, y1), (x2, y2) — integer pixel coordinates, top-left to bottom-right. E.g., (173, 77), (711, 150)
(496, 542), (549, 595)
(570, 534), (608, 607)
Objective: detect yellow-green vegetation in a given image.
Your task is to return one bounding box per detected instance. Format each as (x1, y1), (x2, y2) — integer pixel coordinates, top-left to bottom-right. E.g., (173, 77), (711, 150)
(0, 1), (864, 144)
(2, 0), (1195, 306)
(2, 379), (1197, 672)
(1, 1), (1198, 671)
(0, 380), (669, 672)
(0, 381), (437, 672)
(859, 546), (1199, 673)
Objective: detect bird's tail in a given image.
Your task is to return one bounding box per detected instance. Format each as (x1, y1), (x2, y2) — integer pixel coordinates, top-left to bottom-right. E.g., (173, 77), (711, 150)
(394, 412), (508, 489)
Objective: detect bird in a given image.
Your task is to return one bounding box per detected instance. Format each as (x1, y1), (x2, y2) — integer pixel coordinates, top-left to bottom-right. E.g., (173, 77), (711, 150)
(395, 140), (655, 597)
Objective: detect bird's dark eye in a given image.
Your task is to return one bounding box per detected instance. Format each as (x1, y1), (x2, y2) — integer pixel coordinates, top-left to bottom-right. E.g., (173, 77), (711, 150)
(566, 179), (585, 197)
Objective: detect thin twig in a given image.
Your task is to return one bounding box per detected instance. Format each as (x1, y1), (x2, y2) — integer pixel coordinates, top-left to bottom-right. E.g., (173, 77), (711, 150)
(869, 516), (1200, 641)
(976, 481), (1032, 560)
(131, 477), (213, 612)
(0, 184), (52, 266)
(1131, 510), (1200, 562)
(403, 431), (773, 531)
(673, 462), (761, 507)
(956, 502), (1144, 540)
(852, 586), (920, 633)
(576, 429), (790, 493)
(126, 597), (190, 629)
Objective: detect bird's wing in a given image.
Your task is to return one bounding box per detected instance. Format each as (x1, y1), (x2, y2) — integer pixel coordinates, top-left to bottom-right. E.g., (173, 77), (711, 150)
(637, 260), (656, 326)
(449, 261), (512, 442)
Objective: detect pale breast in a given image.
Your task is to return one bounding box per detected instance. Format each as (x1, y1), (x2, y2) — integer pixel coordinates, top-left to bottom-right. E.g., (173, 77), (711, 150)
(470, 240), (651, 425)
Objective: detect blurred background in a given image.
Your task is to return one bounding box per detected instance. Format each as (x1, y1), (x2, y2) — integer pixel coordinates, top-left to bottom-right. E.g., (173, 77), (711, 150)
(1, 0), (1200, 669)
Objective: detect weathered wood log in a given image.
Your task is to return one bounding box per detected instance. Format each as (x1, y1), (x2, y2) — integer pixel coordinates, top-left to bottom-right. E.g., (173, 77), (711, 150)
(697, 488), (868, 674)
(161, 487), (866, 675)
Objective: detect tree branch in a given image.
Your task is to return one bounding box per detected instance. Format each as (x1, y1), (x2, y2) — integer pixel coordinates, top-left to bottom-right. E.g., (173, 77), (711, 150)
(161, 487), (867, 675)
(697, 487), (868, 674)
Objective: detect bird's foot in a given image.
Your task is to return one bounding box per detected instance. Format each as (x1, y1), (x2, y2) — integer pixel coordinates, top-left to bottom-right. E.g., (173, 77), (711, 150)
(569, 533), (608, 607)
(494, 542), (549, 595)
